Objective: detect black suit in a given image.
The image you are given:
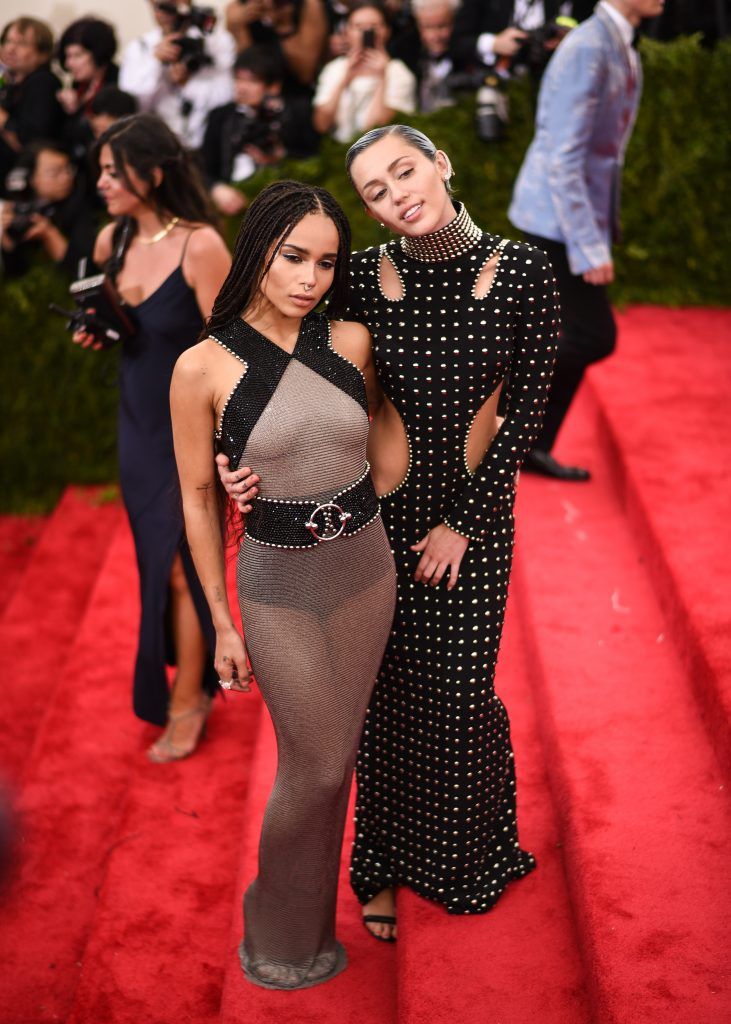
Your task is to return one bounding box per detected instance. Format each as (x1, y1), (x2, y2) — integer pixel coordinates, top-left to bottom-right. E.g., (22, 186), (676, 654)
(201, 98), (319, 185)
(450, 0), (594, 69)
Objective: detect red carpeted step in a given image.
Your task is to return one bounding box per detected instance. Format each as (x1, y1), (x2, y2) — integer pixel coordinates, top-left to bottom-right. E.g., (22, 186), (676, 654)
(395, 602), (591, 1024)
(65, 549), (262, 1024)
(513, 389), (731, 1024)
(219, 710), (398, 1024)
(587, 307), (731, 776)
(0, 520), (142, 1024)
(0, 486), (123, 781)
(65, 692), (263, 1024)
(0, 513), (46, 617)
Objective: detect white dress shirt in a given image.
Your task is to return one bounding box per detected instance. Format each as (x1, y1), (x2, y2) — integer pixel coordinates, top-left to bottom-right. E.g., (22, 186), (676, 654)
(119, 27), (235, 149)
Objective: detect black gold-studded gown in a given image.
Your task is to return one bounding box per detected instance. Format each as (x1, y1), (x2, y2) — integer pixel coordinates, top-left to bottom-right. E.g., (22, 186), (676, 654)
(212, 312), (397, 987)
(345, 206), (558, 913)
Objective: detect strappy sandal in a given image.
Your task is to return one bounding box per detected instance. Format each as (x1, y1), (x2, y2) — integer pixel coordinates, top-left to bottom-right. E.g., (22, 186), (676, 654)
(362, 914), (397, 943)
(147, 694), (212, 764)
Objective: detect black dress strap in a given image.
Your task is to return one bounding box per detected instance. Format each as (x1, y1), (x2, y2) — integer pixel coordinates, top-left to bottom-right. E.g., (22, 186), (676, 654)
(179, 226), (200, 265)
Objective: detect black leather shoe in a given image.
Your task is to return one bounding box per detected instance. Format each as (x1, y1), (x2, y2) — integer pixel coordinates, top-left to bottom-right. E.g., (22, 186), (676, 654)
(523, 450), (591, 481)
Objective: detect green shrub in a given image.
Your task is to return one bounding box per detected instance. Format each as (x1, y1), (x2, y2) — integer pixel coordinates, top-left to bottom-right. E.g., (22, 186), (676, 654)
(1, 36), (728, 513)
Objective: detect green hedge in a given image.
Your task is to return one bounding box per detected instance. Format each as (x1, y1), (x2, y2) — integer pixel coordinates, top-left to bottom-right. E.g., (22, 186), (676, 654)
(1, 35), (729, 513)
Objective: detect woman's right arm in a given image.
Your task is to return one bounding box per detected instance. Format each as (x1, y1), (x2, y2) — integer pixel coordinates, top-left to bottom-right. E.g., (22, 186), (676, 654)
(171, 345), (251, 689)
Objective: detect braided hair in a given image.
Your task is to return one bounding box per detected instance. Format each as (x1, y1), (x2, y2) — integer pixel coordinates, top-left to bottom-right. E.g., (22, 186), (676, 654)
(205, 180), (352, 339)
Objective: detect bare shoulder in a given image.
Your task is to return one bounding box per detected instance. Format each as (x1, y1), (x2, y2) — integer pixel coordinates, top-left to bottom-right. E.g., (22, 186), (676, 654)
(173, 338), (218, 388)
(329, 319), (372, 369)
(93, 222), (116, 266)
(184, 223), (230, 261)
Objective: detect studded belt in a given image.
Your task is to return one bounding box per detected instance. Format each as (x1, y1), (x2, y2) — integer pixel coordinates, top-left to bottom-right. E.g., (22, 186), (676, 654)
(245, 465), (380, 549)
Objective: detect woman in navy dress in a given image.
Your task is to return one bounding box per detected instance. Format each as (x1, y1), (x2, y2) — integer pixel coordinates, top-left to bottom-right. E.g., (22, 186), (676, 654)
(74, 114), (231, 761)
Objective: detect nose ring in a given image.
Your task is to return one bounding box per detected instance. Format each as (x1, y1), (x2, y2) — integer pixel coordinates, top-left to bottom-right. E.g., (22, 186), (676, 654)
(303, 283), (313, 292)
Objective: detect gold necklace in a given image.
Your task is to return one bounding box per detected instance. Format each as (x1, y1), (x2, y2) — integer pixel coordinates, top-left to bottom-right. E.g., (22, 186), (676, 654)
(139, 216), (180, 245)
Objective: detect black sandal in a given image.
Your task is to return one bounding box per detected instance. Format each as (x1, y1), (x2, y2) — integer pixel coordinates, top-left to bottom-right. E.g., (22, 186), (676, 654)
(362, 914), (397, 943)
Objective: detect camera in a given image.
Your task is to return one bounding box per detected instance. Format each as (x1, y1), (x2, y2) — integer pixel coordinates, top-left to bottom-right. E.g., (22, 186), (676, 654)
(156, 2), (217, 73)
(511, 19), (574, 74)
(50, 271), (137, 349)
(362, 28), (376, 49)
(5, 199), (56, 242)
(230, 97), (283, 158)
(446, 69), (508, 143)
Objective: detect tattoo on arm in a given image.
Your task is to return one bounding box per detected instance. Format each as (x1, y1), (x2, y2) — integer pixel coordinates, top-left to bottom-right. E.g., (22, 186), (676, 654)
(213, 585), (224, 603)
(196, 482), (213, 491)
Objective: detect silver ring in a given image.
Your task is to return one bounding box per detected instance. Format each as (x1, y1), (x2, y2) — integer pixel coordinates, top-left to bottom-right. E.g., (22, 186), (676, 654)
(218, 678), (233, 690)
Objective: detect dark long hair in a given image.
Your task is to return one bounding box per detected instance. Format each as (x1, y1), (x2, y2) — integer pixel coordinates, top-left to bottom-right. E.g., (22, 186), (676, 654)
(93, 113), (218, 260)
(205, 179), (352, 339)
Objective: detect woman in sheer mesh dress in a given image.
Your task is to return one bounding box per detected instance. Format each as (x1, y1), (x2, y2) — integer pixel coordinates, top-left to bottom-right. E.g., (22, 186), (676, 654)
(170, 180), (397, 989)
(220, 125), (559, 943)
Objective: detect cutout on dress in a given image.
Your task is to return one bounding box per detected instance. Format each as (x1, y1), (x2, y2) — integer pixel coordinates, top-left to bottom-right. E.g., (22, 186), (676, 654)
(465, 382), (504, 474)
(368, 395), (410, 496)
(378, 250), (405, 300)
(212, 338), (249, 437)
(473, 252), (501, 300)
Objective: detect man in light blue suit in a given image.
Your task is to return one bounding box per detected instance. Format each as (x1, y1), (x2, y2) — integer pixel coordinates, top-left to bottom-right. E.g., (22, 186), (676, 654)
(509, 0), (663, 480)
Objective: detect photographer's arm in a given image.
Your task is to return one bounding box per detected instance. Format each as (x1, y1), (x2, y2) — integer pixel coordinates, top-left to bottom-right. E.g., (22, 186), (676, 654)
(275, 0), (328, 86)
(25, 214), (69, 263)
(171, 348), (250, 688)
(313, 58), (357, 134)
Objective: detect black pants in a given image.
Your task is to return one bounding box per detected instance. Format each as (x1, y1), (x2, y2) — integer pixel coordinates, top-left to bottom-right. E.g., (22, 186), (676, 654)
(524, 233), (617, 453)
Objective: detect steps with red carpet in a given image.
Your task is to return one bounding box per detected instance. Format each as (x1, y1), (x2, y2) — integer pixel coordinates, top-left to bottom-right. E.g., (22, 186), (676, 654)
(218, 709), (399, 1024)
(395, 603), (591, 1024)
(512, 387), (731, 1024)
(0, 520), (144, 1024)
(65, 693), (263, 1024)
(0, 513), (46, 617)
(0, 487), (123, 781)
(586, 307), (731, 777)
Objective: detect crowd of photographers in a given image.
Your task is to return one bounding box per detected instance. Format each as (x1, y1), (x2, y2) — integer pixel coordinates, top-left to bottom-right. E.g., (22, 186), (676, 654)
(0, 0), (719, 279)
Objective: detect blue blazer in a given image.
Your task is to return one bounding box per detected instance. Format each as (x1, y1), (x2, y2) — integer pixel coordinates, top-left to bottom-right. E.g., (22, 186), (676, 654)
(508, 4), (642, 275)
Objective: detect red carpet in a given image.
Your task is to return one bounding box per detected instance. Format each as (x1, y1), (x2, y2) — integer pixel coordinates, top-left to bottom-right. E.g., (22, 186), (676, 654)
(1, 308), (729, 1023)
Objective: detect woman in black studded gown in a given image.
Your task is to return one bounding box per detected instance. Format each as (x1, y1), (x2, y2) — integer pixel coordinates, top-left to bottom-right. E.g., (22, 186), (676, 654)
(171, 181), (396, 988)
(343, 126), (558, 930)
(220, 126), (559, 936)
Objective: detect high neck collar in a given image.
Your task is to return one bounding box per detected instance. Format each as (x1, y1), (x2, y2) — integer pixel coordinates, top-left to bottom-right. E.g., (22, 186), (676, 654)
(399, 202), (482, 262)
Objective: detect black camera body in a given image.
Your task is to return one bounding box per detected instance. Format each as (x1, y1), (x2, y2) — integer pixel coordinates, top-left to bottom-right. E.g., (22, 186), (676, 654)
(50, 272), (137, 349)
(157, 2), (217, 73)
(6, 198), (56, 243)
(230, 97), (284, 158)
(512, 20), (571, 73)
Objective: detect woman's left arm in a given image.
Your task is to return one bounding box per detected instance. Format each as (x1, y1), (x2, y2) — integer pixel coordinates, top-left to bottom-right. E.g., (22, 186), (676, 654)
(182, 225), (233, 319)
(444, 245), (559, 542)
(412, 246), (558, 589)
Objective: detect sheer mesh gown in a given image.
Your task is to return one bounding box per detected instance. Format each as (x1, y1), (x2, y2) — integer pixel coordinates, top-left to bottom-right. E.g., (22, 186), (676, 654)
(344, 204), (559, 914)
(212, 311), (397, 989)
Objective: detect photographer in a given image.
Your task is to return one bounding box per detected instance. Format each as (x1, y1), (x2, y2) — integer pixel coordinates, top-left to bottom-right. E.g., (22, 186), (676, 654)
(89, 86), (139, 141)
(57, 18), (119, 163)
(0, 18), (65, 193)
(313, 1), (416, 142)
(202, 46), (319, 215)
(391, 0), (460, 112)
(225, 0), (328, 90)
(119, 1), (235, 149)
(450, 0), (593, 75)
(0, 141), (97, 278)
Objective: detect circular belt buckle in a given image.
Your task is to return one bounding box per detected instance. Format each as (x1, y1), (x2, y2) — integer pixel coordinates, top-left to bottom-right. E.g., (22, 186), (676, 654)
(305, 501), (352, 542)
